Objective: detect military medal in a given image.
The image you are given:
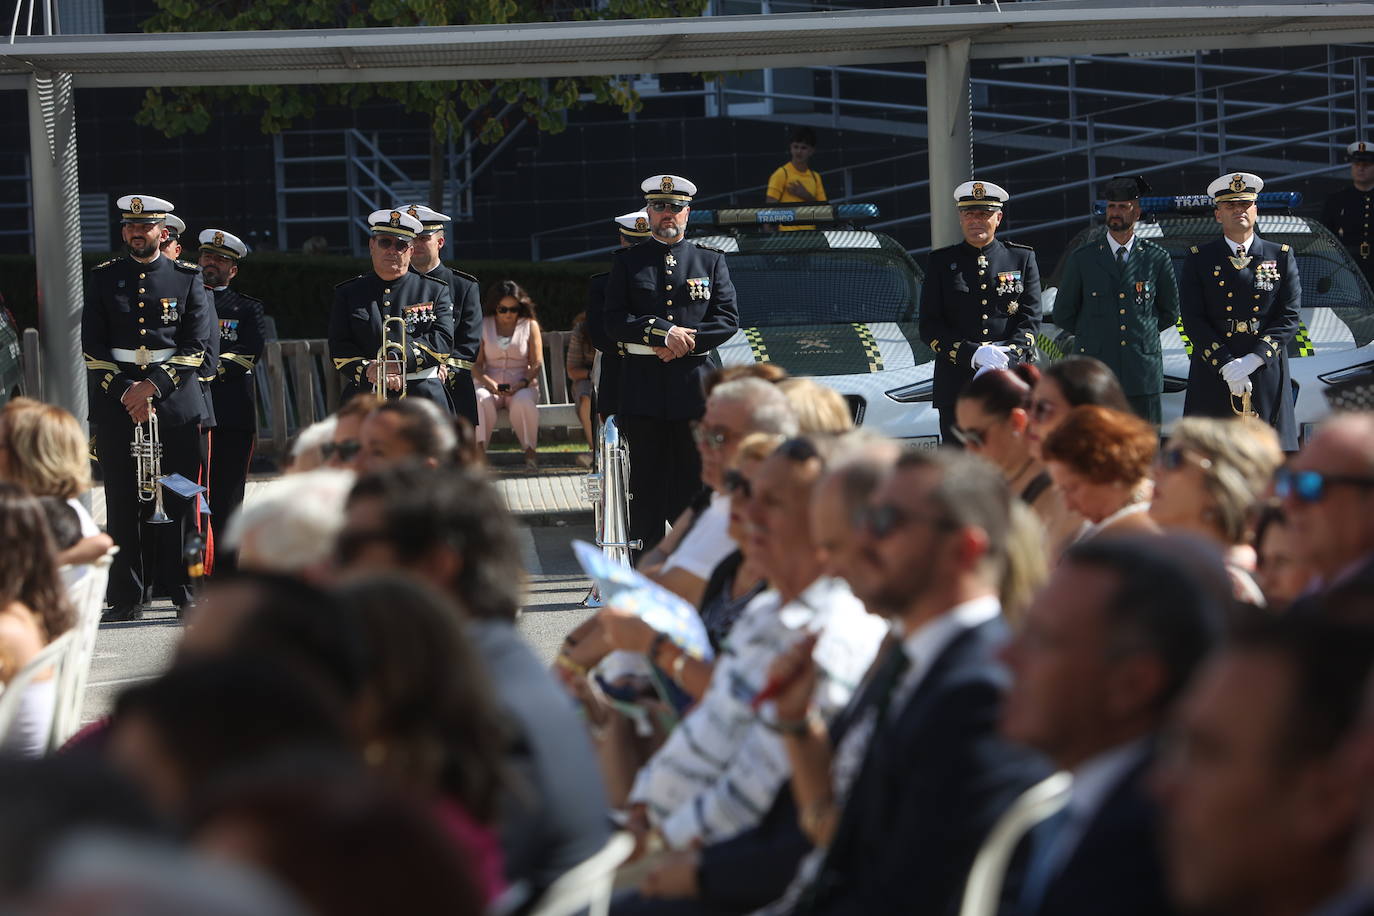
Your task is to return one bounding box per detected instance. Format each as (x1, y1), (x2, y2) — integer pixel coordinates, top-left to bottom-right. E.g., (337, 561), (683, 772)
(1007, 300), (1019, 315)
(220, 318), (238, 341)
(665, 253), (677, 268)
(688, 277), (711, 300)
(1361, 241), (1371, 260)
(996, 271), (1023, 295)
(976, 254), (988, 268)
(1254, 260), (1279, 291)
(160, 298), (179, 322)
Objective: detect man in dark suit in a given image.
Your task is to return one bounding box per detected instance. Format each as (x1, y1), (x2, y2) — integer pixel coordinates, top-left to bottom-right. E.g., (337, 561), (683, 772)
(83, 193), (214, 621)
(920, 180), (1042, 444)
(603, 175), (740, 554)
(1155, 617), (1374, 916)
(764, 449), (1045, 916)
(1277, 413), (1374, 613)
(1320, 139), (1374, 292)
(328, 208), (454, 410)
(1053, 176), (1181, 424)
(399, 203), (483, 426)
(339, 462), (610, 897)
(587, 210), (652, 422)
(197, 228), (268, 575)
(1179, 172), (1301, 450)
(982, 536), (1221, 916)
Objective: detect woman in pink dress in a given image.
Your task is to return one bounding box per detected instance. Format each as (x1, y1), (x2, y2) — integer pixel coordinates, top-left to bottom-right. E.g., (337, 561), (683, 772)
(474, 280), (544, 469)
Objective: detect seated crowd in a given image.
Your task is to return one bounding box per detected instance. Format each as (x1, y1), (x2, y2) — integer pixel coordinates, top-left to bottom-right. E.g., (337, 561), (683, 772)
(0, 357), (1373, 916)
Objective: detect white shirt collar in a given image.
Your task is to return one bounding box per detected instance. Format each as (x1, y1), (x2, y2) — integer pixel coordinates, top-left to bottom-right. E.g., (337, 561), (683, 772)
(897, 595), (1001, 690)
(1225, 233), (1257, 256)
(1106, 233), (1135, 257)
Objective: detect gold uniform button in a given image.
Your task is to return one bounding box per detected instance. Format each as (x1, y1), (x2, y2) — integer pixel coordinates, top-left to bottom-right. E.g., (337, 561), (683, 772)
(667, 270), (673, 276)
(981, 314), (988, 320)
(384, 288), (390, 294)
(978, 270), (986, 276)
(981, 299), (988, 305)
(665, 285), (672, 291)
(1118, 293), (1125, 299)
(139, 329), (147, 336)
(1212, 359), (1219, 365)
(982, 328), (989, 334)
(1092, 292), (1098, 297)
(138, 317), (144, 323)
(138, 288), (145, 294)
(138, 303), (145, 309)
(981, 284), (987, 290)
(667, 314), (674, 320)
(666, 299), (673, 306)
(1226, 306), (1233, 312)
(1120, 340), (1127, 346)
(1253, 306), (1260, 313)
(1119, 309), (1126, 315)
(1219, 281), (1225, 287)
(139, 273), (146, 279)
(1119, 325), (1127, 331)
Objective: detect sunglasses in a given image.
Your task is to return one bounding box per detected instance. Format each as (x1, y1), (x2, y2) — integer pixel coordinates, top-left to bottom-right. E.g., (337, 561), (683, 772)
(776, 436), (820, 463)
(723, 469), (752, 499)
(1157, 446), (1213, 473)
(648, 201), (688, 214)
(321, 439), (362, 462)
(862, 503), (955, 540)
(496, 306), (520, 315)
(1274, 467), (1374, 504)
(950, 424), (988, 448)
(691, 422), (734, 450)
(374, 236), (411, 250)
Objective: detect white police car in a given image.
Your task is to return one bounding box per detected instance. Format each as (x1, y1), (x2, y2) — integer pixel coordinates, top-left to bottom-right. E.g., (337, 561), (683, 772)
(0, 299), (23, 407)
(1041, 193), (1374, 441)
(691, 204), (942, 446)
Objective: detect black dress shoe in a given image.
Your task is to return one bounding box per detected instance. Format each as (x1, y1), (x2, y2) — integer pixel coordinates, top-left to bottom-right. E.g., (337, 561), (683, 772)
(101, 604), (143, 623)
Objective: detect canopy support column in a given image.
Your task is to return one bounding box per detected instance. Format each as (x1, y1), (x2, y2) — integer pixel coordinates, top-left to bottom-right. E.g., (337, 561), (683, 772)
(926, 38), (972, 250)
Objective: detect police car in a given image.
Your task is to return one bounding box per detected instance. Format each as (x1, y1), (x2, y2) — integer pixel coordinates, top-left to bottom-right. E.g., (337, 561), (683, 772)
(0, 299), (23, 407)
(691, 204), (942, 445)
(1041, 192), (1374, 439)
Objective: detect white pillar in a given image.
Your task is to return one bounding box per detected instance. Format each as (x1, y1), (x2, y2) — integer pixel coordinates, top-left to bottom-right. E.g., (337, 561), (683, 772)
(926, 39), (972, 251)
(28, 70), (87, 423)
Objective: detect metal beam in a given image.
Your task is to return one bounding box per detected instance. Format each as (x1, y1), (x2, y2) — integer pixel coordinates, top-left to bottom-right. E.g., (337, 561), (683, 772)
(27, 71), (85, 425)
(926, 39), (971, 251)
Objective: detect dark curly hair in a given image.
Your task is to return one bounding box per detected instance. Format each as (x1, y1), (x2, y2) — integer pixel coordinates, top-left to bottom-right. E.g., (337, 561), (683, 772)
(482, 279), (538, 321)
(0, 483), (74, 643)
(1040, 405), (1158, 486)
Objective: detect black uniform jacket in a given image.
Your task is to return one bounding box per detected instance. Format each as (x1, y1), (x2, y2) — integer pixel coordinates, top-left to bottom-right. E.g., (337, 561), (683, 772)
(919, 238), (1042, 411)
(82, 253), (214, 428)
(602, 237), (739, 420)
(328, 269), (454, 403)
(420, 262), (482, 372)
(1179, 235), (1300, 449)
(208, 287), (269, 431)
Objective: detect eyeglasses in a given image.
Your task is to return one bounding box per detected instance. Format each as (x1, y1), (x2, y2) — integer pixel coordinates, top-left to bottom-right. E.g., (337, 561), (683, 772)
(1274, 467), (1374, 504)
(950, 424), (989, 448)
(321, 439), (362, 462)
(1030, 399), (1058, 422)
(862, 503), (955, 540)
(691, 422), (735, 450)
(374, 236), (410, 251)
(1157, 446), (1213, 473)
(648, 201), (687, 214)
(723, 469), (752, 499)
(335, 528), (393, 564)
(496, 306), (520, 315)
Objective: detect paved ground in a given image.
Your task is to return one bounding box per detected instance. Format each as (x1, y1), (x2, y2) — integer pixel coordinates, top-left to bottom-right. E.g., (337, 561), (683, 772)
(81, 476), (597, 724)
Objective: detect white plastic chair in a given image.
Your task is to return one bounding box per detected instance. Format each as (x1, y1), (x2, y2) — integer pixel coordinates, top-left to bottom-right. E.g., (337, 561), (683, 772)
(523, 832), (636, 916)
(51, 546), (117, 748)
(0, 629), (76, 756)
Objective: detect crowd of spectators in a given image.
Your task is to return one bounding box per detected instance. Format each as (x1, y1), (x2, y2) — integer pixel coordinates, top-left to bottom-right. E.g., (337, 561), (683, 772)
(1, 355), (1373, 916)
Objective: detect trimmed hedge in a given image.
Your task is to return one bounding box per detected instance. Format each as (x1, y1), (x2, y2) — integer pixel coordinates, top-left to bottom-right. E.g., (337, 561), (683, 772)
(0, 253), (611, 338)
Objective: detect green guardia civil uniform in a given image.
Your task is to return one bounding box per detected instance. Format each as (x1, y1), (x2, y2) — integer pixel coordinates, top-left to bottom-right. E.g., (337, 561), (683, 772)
(1052, 229), (1181, 423)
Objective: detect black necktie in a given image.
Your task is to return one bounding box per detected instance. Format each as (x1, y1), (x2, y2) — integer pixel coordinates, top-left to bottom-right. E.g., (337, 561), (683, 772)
(1116, 246), (1126, 267)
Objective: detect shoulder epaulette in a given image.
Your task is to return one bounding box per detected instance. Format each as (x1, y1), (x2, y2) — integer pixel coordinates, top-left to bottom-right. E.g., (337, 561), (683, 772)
(172, 259), (201, 273)
(1189, 245), (1200, 255)
(589, 271), (609, 281)
(692, 241), (727, 254)
(334, 274), (368, 289)
(451, 269), (478, 284)
(92, 257), (122, 270)
(234, 290), (265, 306)
(1281, 243), (1290, 253)
(1004, 241), (1035, 251)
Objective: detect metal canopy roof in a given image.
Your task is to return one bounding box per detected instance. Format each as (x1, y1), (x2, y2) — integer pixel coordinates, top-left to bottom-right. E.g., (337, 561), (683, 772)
(1, 0), (1373, 89)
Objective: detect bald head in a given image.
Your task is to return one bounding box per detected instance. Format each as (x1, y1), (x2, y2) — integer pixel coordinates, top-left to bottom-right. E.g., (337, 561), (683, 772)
(1285, 414), (1374, 579)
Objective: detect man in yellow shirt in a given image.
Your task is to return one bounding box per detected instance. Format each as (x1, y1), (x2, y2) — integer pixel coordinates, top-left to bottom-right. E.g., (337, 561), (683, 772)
(766, 127), (827, 231)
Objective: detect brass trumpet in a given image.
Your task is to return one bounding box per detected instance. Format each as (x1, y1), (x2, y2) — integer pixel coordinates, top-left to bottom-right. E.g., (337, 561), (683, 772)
(374, 315), (409, 400)
(131, 396), (172, 525)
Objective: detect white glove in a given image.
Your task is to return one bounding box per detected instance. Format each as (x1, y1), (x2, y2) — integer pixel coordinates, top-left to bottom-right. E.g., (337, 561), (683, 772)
(972, 343), (1011, 371)
(1226, 376), (1253, 398)
(1237, 352), (1264, 376)
(1220, 359), (1248, 385)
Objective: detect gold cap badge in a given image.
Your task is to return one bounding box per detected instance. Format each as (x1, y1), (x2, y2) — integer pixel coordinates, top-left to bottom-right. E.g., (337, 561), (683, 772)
(130, 197), (144, 214)
(389, 211), (401, 227)
(635, 217), (648, 231)
(660, 176), (674, 193)
(407, 205), (419, 218)
(972, 182), (986, 199)
(212, 231), (224, 247)
(1230, 174), (1246, 192)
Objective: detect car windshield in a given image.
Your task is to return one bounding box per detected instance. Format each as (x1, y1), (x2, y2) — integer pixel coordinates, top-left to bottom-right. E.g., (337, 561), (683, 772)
(693, 230), (923, 328)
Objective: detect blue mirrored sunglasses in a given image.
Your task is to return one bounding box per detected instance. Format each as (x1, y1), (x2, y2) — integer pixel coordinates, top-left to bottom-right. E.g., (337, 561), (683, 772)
(1274, 467), (1374, 504)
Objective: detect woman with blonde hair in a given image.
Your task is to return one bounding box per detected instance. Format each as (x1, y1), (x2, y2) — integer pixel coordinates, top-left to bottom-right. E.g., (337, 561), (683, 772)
(1150, 416), (1284, 606)
(778, 378), (853, 434)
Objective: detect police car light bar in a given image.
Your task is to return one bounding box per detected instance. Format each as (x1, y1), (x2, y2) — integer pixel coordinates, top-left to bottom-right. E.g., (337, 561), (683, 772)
(1092, 191), (1301, 216)
(689, 202), (880, 227)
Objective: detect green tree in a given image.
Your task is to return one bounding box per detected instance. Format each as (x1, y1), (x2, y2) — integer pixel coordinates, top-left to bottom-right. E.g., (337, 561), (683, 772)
(137, 0), (710, 204)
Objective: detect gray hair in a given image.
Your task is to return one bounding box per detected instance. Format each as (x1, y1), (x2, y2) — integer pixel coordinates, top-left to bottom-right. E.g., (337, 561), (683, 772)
(709, 377), (799, 438)
(222, 468), (356, 574)
(1167, 417), (1284, 545)
(288, 416), (338, 472)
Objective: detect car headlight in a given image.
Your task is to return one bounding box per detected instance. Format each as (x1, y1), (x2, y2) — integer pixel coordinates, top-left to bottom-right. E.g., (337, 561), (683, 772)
(884, 379), (934, 403)
(1318, 361), (1374, 386)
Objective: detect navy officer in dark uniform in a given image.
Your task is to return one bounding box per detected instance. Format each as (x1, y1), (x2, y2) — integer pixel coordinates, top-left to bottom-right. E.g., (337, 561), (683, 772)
(603, 175), (739, 555)
(919, 179), (1042, 444)
(587, 209), (652, 421)
(328, 208), (455, 409)
(1180, 172), (1301, 449)
(82, 194), (214, 621)
(198, 228), (268, 574)
(399, 203), (482, 425)
(1320, 139), (1374, 291)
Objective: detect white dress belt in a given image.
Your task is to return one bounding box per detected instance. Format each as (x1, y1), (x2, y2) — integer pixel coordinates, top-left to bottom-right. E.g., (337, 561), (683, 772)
(623, 343), (658, 356)
(405, 367), (440, 381)
(110, 347), (176, 364)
